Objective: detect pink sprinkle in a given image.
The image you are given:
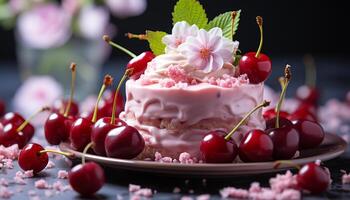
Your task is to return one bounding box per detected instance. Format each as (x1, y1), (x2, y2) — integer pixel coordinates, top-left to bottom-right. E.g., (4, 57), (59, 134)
(249, 182), (262, 193)
(0, 144), (19, 160)
(154, 152), (162, 162)
(0, 186), (13, 199)
(342, 171), (350, 184)
(13, 176), (26, 185)
(167, 65), (188, 83)
(134, 188), (153, 197)
(129, 184), (141, 192)
(2, 159), (14, 169)
(220, 187), (249, 199)
(160, 157), (173, 163)
(35, 179), (50, 189)
(159, 78), (176, 88)
(0, 178), (9, 187)
(277, 189), (301, 200)
(24, 170), (34, 178)
(57, 170), (68, 179)
(269, 171), (298, 192)
(179, 152), (194, 164)
(52, 181), (64, 191)
(46, 160), (55, 169)
(196, 194), (210, 200)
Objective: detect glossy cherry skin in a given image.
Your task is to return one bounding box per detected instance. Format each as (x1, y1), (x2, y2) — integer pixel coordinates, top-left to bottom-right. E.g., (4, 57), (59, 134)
(0, 123), (28, 148)
(127, 51), (155, 79)
(52, 99), (79, 116)
(70, 118), (93, 151)
(91, 117), (126, 156)
(0, 112), (35, 141)
(44, 113), (74, 145)
(266, 118), (299, 160)
(292, 119), (325, 149)
(18, 143), (49, 173)
(105, 125), (145, 159)
(297, 163), (330, 194)
(239, 52), (272, 84)
(200, 131), (238, 163)
(296, 85), (319, 106)
(288, 106), (317, 122)
(238, 129), (274, 162)
(265, 117), (293, 130)
(69, 162), (105, 196)
(0, 100), (5, 117)
(263, 109), (290, 121)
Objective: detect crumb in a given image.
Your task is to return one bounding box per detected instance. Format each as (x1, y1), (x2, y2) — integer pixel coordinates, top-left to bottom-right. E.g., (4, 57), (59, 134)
(0, 186), (13, 199)
(13, 176), (26, 185)
(220, 187), (249, 199)
(57, 170), (68, 179)
(35, 179), (50, 189)
(129, 184), (141, 192)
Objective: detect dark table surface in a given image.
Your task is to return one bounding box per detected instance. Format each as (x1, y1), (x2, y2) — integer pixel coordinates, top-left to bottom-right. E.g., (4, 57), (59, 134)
(0, 56), (350, 200)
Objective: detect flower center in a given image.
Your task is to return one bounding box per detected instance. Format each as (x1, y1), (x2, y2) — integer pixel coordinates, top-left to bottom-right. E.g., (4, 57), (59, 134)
(175, 39), (183, 47)
(199, 48), (211, 59)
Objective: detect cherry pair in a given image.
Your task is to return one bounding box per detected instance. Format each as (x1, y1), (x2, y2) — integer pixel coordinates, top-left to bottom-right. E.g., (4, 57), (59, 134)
(200, 100), (271, 163)
(0, 108), (49, 148)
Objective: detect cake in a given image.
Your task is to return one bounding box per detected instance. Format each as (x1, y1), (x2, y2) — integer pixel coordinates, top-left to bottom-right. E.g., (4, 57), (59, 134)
(120, 21), (266, 159)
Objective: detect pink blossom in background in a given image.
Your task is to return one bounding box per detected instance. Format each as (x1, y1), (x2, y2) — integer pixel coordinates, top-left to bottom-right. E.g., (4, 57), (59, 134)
(106, 0), (147, 18)
(62, 0), (81, 15)
(13, 76), (63, 125)
(78, 5), (110, 40)
(17, 3), (71, 49)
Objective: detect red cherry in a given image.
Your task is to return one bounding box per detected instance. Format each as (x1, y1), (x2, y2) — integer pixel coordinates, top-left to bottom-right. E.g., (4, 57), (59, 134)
(296, 85), (319, 106)
(239, 16), (271, 84)
(91, 117), (126, 156)
(265, 116), (293, 130)
(52, 99), (79, 116)
(263, 109), (290, 121)
(126, 51), (155, 79)
(292, 119), (325, 149)
(0, 112), (35, 142)
(297, 163), (330, 194)
(239, 52), (272, 84)
(0, 100), (5, 117)
(200, 131), (238, 163)
(105, 125), (145, 159)
(238, 129), (274, 162)
(266, 118), (299, 160)
(288, 107), (317, 122)
(44, 113), (73, 145)
(70, 118), (93, 151)
(18, 143), (48, 173)
(69, 162), (105, 196)
(0, 123), (28, 148)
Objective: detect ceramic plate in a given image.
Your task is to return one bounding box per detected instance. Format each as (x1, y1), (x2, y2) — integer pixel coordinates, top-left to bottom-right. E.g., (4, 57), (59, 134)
(60, 133), (347, 176)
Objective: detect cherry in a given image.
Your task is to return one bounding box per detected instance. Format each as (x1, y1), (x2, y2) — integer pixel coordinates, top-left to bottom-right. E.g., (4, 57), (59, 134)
(238, 129), (274, 162)
(292, 119), (325, 149)
(265, 117), (292, 130)
(200, 100), (270, 163)
(263, 109), (290, 121)
(52, 99), (79, 117)
(70, 75), (113, 151)
(105, 125), (145, 159)
(103, 35), (155, 79)
(69, 162), (105, 196)
(0, 107), (49, 148)
(239, 16), (271, 84)
(297, 162), (330, 194)
(288, 105), (318, 122)
(45, 63), (78, 145)
(18, 143), (73, 173)
(0, 100), (5, 117)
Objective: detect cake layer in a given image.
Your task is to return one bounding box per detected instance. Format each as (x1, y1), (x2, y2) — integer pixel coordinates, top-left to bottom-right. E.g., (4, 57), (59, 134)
(120, 79), (266, 159)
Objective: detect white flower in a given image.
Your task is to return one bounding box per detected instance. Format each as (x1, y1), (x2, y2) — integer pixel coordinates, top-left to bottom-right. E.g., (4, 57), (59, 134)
(17, 4), (71, 49)
(78, 5), (110, 40)
(162, 21), (199, 53)
(179, 27), (235, 73)
(106, 0), (147, 18)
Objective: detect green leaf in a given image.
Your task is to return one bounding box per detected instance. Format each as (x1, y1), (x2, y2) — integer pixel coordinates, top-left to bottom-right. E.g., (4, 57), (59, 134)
(206, 10), (241, 40)
(172, 0), (208, 29)
(146, 31), (167, 56)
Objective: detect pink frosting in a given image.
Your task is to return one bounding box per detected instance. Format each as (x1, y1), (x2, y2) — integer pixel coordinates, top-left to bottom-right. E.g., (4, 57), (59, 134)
(121, 79), (265, 158)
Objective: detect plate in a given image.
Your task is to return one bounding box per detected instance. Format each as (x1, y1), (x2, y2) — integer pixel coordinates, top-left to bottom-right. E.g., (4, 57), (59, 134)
(60, 134), (347, 176)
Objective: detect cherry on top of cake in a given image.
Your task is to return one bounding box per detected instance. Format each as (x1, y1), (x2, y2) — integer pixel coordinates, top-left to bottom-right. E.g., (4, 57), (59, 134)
(104, 0), (272, 88)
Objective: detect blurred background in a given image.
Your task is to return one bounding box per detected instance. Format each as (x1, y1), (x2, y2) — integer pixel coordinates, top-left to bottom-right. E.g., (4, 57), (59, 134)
(0, 0), (349, 123)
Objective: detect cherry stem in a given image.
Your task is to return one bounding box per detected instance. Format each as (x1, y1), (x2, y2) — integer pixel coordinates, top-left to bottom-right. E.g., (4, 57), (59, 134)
(64, 63), (76, 117)
(224, 100), (270, 141)
(273, 160), (300, 170)
(38, 149), (74, 158)
(255, 16), (264, 58)
(82, 142), (93, 165)
(16, 107), (50, 132)
(303, 54), (316, 87)
(126, 33), (148, 40)
(275, 65), (292, 128)
(92, 75), (113, 123)
(110, 69), (132, 124)
(103, 35), (136, 58)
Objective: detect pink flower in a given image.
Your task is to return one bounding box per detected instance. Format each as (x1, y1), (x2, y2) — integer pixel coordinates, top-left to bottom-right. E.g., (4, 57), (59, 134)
(62, 0), (81, 15)
(106, 0), (147, 18)
(17, 3), (71, 49)
(162, 21), (199, 52)
(179, 27), (235, 73)
(78, 5), (110, 40)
